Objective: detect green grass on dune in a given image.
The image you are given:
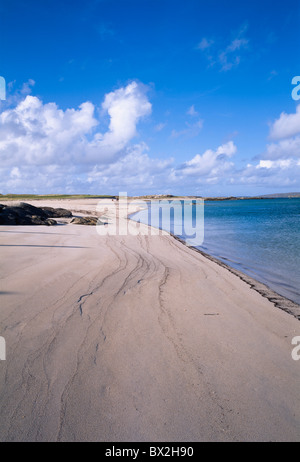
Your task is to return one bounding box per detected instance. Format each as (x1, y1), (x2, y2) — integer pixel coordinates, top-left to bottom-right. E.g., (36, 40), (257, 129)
(0, 194), (117, 201)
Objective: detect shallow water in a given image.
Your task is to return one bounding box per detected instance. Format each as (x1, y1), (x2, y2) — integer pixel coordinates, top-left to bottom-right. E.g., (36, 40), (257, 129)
(131, 198), (300, 305)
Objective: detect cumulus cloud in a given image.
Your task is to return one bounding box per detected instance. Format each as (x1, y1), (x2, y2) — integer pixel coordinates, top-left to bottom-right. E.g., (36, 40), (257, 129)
(0, 81), (151, 169)
(175, 141), (237, 178)
(234, 158), (300, 188)
(232, 105), (300, 188)
(257, 105), (300, 171)
(87, 143), (173, 191)
(264, 136), (300, 160)
(101, 82), (151, 151)
(0, 81), (154, 193)
(0, 96), (98, 166)
(257, 159), (293, 169)
(1, 81), (299, 195)
(269, 105), (300, 140)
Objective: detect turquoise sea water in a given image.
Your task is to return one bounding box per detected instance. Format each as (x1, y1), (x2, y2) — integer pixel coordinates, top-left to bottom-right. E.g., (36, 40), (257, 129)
(131, 198), (300, 305)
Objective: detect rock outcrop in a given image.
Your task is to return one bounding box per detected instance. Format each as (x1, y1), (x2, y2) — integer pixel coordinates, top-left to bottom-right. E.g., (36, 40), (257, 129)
(70, 216), (102, 226)
(0, 202), (107, 227)
(0, 202), (60, 225)
(41, 207), (73, 218)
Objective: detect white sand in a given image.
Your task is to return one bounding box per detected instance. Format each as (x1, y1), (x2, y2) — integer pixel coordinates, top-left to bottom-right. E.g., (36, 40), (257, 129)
(0, 198), (299, 442)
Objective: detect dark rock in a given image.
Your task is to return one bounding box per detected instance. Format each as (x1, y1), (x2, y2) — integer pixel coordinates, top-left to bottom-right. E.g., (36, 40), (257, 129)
(70, 216), (102, 226)
(0, 202), (57, 225)
(45, 218), (57, 226)
(30, 215), (47, 225)
(41, 207), (72, 218)
(0, 209), (18, 225)
(11, 202), (48, 218)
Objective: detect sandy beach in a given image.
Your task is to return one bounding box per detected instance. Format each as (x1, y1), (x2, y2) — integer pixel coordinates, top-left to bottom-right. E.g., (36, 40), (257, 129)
(0, 198), (299, 442)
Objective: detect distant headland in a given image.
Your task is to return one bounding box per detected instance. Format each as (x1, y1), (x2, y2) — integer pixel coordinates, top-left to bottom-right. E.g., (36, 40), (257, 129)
(0, 192), (299, 202)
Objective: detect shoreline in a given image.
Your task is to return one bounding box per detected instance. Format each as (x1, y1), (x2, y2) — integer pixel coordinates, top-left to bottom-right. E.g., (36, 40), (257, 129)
(2, 195), (300, 317)
(128, 207), (300, 320)
(171, 234), (300, 321)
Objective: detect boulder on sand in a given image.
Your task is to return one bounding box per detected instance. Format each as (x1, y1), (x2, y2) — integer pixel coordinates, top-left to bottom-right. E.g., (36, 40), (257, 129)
(0, 202), (57, 226)
(41, 207), (72, 218)
(70, 216), (104, 226)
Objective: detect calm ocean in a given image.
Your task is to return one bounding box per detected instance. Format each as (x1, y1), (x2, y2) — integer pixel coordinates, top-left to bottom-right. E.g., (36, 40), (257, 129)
(131, 198), (300, 305)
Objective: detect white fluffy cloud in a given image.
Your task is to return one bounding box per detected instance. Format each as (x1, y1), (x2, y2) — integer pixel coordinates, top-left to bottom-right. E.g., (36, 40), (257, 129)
(269, 105), (300, 140)
(265, 136), (300, 160)
(233, 106), (300, 188)
(257, 159), (293, 169)
(101, 82), (151, 151)
(165, 141), (237, 190)
(177, 141), (236, 178)
(0, 81), (151, 168)
(0, 81), (155, 193)
(87, 143), (173, 191)
(261, 105), (300, 164)
(234, 158), (300, 188)
(1, 81), (299, 195)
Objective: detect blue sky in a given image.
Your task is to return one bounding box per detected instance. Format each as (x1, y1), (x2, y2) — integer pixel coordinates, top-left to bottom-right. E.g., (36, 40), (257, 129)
(0, 0), (299, 196)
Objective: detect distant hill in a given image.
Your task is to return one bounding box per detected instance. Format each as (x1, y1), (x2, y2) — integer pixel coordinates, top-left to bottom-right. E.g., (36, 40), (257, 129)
(204, 193), (300, 201)
(258, 192), (300, 198)
(1, 192), (300, 202)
